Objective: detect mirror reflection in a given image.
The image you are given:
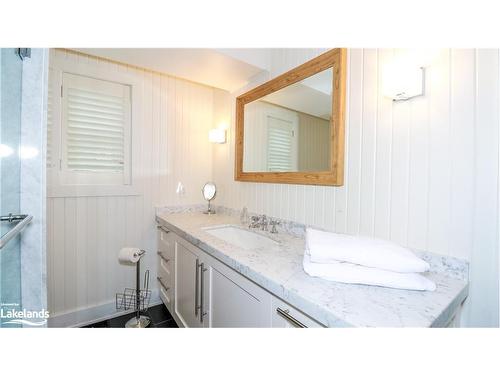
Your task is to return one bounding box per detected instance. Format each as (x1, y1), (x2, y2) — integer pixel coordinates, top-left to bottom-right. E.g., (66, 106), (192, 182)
(243, 68), (332, 173)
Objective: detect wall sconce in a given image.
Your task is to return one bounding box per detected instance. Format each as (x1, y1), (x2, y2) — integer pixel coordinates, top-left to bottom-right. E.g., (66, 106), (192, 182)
(209, 128), (226, 144)
(384, 65), (425, 102)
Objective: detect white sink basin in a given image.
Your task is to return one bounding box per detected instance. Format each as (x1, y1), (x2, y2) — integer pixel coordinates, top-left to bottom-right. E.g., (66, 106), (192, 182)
(204, 225), (278, 250)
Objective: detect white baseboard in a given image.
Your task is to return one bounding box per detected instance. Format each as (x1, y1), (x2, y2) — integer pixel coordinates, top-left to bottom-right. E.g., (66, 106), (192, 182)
(48, 289), (161, 328)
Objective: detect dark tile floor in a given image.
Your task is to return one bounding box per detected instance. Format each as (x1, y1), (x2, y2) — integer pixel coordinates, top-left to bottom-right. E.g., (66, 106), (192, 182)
(82, 303), (178, 328)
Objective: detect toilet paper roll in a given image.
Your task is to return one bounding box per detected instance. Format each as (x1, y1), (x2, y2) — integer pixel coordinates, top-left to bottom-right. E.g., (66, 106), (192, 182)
(119, 247), (145, 265)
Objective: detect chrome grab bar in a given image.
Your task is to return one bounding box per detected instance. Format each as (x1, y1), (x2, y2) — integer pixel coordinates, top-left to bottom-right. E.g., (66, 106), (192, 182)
(276, 307), (307, 328)
(0, 214), (33, 250)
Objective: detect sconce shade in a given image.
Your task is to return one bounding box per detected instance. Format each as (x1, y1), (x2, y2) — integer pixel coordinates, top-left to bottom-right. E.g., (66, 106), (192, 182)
(209, 128), (226, 144)
(384, 66), (424, 101)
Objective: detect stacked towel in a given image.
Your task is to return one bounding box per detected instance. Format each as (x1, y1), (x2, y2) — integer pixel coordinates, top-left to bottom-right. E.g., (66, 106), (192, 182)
(304, 228), (436, 291)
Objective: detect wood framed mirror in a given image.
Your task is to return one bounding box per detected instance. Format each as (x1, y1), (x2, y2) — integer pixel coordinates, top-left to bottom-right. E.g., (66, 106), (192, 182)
(235, 48), (347, 186)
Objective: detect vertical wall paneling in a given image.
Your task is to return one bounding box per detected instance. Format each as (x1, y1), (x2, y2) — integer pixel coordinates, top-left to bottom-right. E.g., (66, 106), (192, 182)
(346, 49), (363, 235)
(359, 49), (378, 236)
(468, 49), (499, 326)
(373, 49), (394, 239)
(407, 69), (430, 251)
(389, 50), (411, 246)
(211, 48), (500, 327)
(47, 50), (214, 319)
(449, 49), (476, 261)
(426, 49), (452, 256)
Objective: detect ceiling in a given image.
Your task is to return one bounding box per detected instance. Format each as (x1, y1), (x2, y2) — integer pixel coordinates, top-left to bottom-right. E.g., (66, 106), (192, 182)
(73, 48), (270, 92)
(259, 69), (332, 119)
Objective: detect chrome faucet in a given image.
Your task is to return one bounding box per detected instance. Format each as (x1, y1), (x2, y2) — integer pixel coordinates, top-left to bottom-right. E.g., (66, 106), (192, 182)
(249, 214), (270, 231)
(260, 215), (269, 231)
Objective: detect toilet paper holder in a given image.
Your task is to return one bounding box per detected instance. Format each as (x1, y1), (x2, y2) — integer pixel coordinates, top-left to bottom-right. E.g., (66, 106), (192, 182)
(116, 248), (152, 328)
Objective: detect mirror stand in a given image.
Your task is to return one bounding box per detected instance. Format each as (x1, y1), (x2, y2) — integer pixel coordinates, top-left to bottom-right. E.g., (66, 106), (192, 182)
(204, 199), (215, 215)
(202, 182), (217, 215)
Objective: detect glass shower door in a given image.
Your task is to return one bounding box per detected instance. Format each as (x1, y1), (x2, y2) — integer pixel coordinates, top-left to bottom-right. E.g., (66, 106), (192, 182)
(0, 48), (24, 327)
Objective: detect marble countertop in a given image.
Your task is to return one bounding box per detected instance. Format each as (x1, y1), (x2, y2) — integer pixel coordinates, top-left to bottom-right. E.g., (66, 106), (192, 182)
(156, 209), (469, 327)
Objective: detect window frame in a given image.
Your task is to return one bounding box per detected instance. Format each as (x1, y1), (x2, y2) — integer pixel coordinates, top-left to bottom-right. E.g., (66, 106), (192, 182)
(47, 57), (142, 198)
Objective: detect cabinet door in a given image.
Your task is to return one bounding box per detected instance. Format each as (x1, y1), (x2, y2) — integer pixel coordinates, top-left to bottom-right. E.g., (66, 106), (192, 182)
(203, 254), (271, 328)
(174, 240), (202, 328)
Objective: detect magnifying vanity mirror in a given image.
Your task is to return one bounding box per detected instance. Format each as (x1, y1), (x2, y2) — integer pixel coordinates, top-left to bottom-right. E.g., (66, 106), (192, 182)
(202, 182), (217, 215)
(235, 49), (347, 186)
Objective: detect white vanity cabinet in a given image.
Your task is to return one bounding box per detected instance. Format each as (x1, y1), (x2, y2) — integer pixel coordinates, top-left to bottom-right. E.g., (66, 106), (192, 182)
(204, 253), (272, 327)
(157, 226), (323, 328)
(171, 233), (271, 327)
(174, 238), (206, 327)
(157, 226), (175, 312)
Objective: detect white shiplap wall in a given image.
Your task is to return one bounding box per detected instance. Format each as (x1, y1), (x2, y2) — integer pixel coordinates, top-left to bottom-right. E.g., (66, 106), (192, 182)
(212, 49), (499, 327)
(47, 49), (214, 318)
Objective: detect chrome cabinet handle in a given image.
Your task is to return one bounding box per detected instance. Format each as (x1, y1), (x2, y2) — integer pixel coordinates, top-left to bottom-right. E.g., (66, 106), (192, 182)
(195, 258), (200, 317)
(157, 276), (169, 291)
(276, 307), (307, 328)
(156, 225), (170, 233)
(157, 251), (170, 263)
(199, 263), (207, 323)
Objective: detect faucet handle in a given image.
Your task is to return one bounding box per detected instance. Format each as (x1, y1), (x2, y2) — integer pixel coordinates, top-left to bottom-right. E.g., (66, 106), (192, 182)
(269, 219), (280, 234)
(249, 215), (260, 228)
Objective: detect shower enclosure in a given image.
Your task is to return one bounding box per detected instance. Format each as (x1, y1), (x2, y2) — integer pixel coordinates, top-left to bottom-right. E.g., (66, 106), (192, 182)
(0, 48), (29, 327)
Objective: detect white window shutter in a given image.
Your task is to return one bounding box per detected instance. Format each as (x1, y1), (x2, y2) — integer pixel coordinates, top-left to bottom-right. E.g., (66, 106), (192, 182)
(266, 116), (297, 172)
(60, 73), (131, 185)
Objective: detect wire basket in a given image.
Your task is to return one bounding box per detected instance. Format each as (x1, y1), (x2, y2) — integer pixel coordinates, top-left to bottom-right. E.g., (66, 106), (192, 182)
(116, 288), (151, 311)
(115, 269), (151, 311)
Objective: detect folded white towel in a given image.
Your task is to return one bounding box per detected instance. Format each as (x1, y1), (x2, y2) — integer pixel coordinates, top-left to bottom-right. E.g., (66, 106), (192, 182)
(303, 252), (436, 291)
(306, 228), (430, 273)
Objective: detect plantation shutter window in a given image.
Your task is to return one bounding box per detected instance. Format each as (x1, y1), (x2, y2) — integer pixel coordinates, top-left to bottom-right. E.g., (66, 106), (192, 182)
(266, 115), (297, 172)
(60, 73), (131, 185)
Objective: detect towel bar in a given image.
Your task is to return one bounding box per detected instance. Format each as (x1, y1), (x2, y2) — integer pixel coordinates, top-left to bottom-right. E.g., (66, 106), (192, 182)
(0, 214), (33, 250)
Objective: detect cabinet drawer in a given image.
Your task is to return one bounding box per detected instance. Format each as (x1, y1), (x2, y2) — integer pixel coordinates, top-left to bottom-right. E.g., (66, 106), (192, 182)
(158, 248), (174, 278)
(157, 225), (175, 312)
(157, 263), (173, 308)
(158, 226), (175, 255)
(157, 226), (174, 276)
(272, 297), (323, 328)
(158, 273), (173, 307)
(157, 263), (173, 289)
